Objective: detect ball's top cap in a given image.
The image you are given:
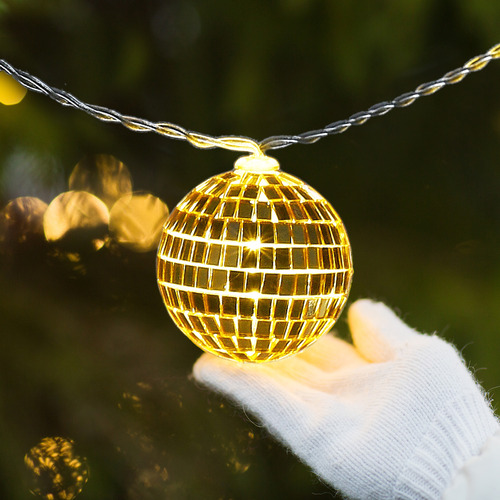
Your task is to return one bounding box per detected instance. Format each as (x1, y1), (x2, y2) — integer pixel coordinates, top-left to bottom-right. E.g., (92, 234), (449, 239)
(234, 154), (280, 173)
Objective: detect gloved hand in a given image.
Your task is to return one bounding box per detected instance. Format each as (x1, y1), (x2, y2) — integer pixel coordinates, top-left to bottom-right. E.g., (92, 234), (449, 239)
(193, 299), (499, 500)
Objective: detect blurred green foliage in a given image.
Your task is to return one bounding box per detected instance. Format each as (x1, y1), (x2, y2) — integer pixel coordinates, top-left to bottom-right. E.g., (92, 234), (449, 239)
(1, 1), (500, 498)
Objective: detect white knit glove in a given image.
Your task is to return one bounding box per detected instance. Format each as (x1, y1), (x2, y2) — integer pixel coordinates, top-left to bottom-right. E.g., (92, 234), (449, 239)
(443, 429), (500, 499)
(193, 299), (499, 500)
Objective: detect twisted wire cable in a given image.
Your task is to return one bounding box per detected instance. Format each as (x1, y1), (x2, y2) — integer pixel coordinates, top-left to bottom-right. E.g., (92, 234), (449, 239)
(259, 42), (500, 151)
(0, 59), (262, 155)
(1, 42), (499, 155)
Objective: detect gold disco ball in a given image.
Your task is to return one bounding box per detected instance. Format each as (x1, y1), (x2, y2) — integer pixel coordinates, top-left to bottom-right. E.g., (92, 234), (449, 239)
(156, 154), (353, 362)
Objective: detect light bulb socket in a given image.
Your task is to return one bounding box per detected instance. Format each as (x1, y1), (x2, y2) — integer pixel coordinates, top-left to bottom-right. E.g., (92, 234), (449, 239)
(234, 154), (280, 173)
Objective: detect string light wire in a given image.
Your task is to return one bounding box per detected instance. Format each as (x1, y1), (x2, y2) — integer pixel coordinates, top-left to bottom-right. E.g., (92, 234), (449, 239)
(1, 42), (499, 155)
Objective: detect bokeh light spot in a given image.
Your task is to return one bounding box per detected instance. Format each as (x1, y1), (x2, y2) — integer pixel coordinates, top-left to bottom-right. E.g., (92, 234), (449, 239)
(69, 154), (133, 209)
(109, 193), (169, 252)
(1, 149), (65, 202)
(24, 437), (89, 500)
(0, 71), (27, 105)
(0, 196), (47, 247)
(43, 191), (109, 249)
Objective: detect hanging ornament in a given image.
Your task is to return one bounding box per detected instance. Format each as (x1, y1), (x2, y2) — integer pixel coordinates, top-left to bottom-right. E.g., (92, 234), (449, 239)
(8, 46), (497, 360)
(156, 154), (353, 362)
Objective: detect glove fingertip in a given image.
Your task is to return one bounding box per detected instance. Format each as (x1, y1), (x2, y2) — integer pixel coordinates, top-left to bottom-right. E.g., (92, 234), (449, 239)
(347, 298), (388, 321)
(192, 352), (208, 378)
(348, 299), (420, 362)
(192, 352), (229, 383)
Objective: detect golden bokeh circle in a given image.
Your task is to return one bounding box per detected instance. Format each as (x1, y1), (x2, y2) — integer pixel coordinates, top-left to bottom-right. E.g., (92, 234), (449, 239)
(24, 437), (88, 500)
(0, 71), (27, 105)
(109, 193), (169, 252)
(69, 154), (133, 209)
(157, 156), (353, 362)
(0, 196), (47, 246)
(43, 191), (109, 248)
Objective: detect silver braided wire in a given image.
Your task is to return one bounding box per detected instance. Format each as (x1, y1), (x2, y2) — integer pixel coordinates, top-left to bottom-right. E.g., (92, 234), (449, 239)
(259, 43), (500, 151)
(0, 59), (262, 155)
(1, 42), (499, 154)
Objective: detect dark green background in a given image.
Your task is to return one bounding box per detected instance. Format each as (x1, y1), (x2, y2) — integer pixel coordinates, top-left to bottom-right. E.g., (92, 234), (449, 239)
(1, 1), (499, 498)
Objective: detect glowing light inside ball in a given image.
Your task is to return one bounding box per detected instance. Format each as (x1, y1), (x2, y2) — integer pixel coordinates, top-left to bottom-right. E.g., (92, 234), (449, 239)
(156, 154), (353, 362)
